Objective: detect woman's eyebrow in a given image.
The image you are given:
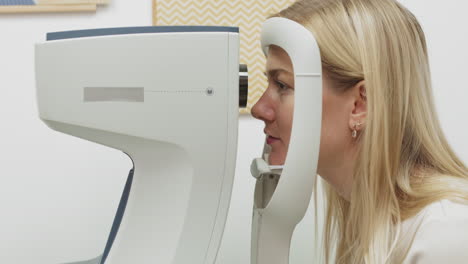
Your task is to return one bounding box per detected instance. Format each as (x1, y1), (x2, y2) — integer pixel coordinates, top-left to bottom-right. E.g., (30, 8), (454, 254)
(263, 68), (293, 77)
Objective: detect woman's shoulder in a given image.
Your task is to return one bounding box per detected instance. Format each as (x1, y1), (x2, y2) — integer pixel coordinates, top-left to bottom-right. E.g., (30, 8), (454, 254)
(420, 199), (468, 221)
(402, 199), (468, 263)
(402, 199), (468, 229)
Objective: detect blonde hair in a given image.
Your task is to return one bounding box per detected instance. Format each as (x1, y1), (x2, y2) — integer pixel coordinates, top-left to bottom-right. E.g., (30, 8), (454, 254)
(270, 0), (468, 263)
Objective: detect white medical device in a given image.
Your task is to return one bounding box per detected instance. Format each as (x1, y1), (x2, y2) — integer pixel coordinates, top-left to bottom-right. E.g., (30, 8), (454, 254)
(250, 17), (322, 264)
(35, 26), (248, 264)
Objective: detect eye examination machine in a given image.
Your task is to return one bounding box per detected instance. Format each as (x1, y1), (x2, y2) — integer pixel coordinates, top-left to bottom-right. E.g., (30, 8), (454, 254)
(35, 17), (321, 264)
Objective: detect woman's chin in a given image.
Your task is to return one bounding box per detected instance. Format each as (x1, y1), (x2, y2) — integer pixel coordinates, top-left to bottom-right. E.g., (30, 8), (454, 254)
(268, 150), (287, 165)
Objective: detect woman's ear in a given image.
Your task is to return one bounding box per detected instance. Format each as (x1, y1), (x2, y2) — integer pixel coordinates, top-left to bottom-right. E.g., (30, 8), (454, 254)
(349, 80), (367, 132)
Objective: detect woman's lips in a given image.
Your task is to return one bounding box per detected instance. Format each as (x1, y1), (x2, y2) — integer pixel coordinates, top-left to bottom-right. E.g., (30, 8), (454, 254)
(267, 136), (280, 145)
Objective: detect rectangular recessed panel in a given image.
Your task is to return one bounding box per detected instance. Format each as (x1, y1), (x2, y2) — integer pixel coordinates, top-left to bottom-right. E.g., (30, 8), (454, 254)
(0, 0), (34, 5)
(84, 87), (144, 102)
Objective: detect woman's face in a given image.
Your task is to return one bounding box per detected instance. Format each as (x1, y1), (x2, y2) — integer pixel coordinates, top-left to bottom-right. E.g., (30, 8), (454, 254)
(251, 45), (357, 178)
(251, 45), (295, 165)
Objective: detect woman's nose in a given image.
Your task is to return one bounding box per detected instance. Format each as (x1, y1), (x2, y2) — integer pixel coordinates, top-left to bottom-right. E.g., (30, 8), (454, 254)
(251, 93), (275, 122)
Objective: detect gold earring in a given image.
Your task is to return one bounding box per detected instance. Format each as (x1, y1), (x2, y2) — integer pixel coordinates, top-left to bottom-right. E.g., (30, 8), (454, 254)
(352, 122), (361, 138)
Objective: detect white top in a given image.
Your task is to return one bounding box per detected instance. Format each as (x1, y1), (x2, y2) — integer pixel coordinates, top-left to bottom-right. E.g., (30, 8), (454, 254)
(401, 199), (468, 263)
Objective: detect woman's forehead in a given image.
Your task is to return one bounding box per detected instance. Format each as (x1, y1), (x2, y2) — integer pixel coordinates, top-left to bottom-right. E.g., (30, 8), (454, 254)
(266, 45), (293, 75)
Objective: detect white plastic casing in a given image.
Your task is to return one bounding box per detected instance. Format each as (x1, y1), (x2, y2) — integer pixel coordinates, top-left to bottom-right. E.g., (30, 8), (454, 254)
(35, 29), (240, 264)
(252, 17), (322, 264)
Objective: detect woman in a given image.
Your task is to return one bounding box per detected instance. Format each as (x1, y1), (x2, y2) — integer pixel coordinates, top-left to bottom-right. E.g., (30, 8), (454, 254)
(251, 0), (468, 263)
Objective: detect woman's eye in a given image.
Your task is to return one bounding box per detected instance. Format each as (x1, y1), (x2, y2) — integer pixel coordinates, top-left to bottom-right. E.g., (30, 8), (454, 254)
(275, 80), (289, 91)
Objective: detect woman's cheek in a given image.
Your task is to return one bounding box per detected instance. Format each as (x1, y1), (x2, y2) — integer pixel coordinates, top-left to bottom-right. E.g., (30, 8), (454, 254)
(277, 104), (294, 148)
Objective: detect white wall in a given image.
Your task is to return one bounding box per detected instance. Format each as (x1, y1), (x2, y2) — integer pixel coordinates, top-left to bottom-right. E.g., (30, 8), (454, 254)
(0, 1), (467, 264)
(402, 0), (468, 161)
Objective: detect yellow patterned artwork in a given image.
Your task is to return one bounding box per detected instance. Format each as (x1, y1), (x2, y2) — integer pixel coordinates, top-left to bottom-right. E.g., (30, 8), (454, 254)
(153, 0), (296, 114)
